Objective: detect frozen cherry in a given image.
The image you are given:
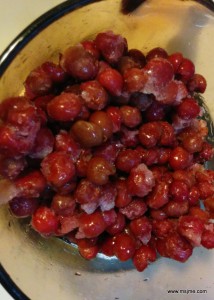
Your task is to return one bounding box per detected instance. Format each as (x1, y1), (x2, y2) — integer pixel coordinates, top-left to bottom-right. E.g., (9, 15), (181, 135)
(41, 151), (75, 188)
(24, 66), (53, 98)
(81, 40), (100, 59)
(80, 80), (109, 110)
(120, 199), (147, 220)
(132, 245), (156, 272)
(127, 163), (155, 197)
(15, 170), (47, 198)
(74, 179), (101, 205)
(129, 216), (152, 244)
(55, 130), (81, 162)
(95, 31), (127, 64)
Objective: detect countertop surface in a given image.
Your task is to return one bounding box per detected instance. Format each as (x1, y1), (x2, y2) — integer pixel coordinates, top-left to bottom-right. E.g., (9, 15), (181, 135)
(0, 1), (64, 299)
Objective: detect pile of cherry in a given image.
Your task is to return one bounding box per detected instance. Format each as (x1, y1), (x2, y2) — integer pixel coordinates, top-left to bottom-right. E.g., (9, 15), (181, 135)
(0, 31), (214, 272)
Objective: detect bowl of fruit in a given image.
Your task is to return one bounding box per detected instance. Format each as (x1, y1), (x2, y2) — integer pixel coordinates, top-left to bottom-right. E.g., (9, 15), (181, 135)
(0, 0), (214, 299)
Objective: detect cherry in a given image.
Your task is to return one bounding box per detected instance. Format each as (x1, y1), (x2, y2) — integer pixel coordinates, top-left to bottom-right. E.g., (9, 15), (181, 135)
(139, 122), (162, 148)
(55, 130), (81, 161)
(47, 93), (82, 122)
(95, 31), (127, 64)
(100, 235), (116, 257)
(146, 47), (168, 61)
(156, 232), (193, 262)
(115, 149), (141, 173)
(0, 156), (26, 180)
(81, 40), (100, 59)
(97, 68), (123, 96)
(188, 186), (200, 206)
(163, 200), (189, 217)
(71, 120), (103, 148)
(78, 210), (106, 238)
(144, 99), (166, 121)
(146, 180), (169, 209)
(15, 170), (47, 198)
(128, 49), (146, 67)
(178, 215), (204, 246)
(168, 52), (183, 72)
(143, 58), (174, 91)
(106, 106), (122, 133)
(77, 238), (99, 260)
(120, 105), (142, 128)
(29, 127), (54, 159)
(74, 179), (101, 205)
(24, 66), (53, 98)
(86, 156), (116, 185)
(80, 80), (109, 110)
(51, 194), (76, 216)
(123, 68), (147, 93)
(31, 206), (59, 235)
(169, 146), (193, 170)
(114, 232), (136, 261)
(60, 44), (98, 81)
(117, 56), (142, 74)
(132, 245), (156, 272)
(9, 197), (39, 218)
(169, 180), (189, 202)
(187, 73), (207, 93)
(152, 219), (175, 238)
(41, 151), (75, 188)
(176, 58), (195, 82)
(115, 179), (132, 208)
(177, 97), (200, 120)
(89, 111), (113, 141)
(41, 61), (67, 83)
(130, 216), (152, 244)
(130, 93), (153, 112)
(120, 126), (139, 148)
(201, 225), (214, 249)
(106, 212), (126, 235)
(102, 209), (117, 227)
(93, 141), (121, 163)
(120, 199), (147, 220)
(189, 206), (209, 223)
(127, 163), (155, 197)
